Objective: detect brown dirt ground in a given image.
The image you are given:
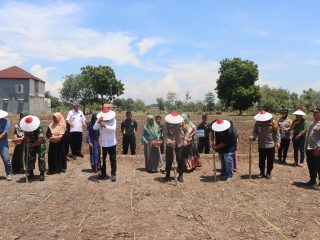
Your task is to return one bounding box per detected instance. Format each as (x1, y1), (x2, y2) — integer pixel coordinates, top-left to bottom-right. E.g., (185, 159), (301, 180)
(0, 113), (319, 240)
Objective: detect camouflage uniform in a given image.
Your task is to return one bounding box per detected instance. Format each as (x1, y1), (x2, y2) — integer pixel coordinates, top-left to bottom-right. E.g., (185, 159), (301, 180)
(25, 127), (46, 172)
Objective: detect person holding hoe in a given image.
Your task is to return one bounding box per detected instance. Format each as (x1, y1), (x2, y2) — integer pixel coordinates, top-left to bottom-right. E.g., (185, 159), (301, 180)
(163, 112), (185, 182)
(20, 115), (46, 181)
(250, 110), (281, 180)
(94, 109), (117, 181)
(211, 119), (238, 183)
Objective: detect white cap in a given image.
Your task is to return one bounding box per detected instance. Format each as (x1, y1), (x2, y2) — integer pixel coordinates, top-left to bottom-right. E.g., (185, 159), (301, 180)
(165, 112), (184, 124)
(293, 109), (306, 116)
(0, 110), (8, 119)
(97, 109), (116, 121)
(254, 110), (273, 122)
(20, 115), (40, 132)
(211, 119), (231, 132)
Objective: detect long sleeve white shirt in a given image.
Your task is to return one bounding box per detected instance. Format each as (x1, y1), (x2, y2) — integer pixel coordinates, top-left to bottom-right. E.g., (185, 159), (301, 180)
(93, 119), (117, 147)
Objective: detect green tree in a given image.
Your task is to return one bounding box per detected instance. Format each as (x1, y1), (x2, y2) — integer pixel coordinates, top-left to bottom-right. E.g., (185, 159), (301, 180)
(60, 74), (97, 114)
(44, 91), (61, 109)
(134, 99), (146, 112)
(156, 97), (165, 111)
(165, 92), (177, 111)
(300, 88), (320, 111)
(216, 58), (261, 114)
(80, 65), (125, 106)
(204, 91), (215, 113)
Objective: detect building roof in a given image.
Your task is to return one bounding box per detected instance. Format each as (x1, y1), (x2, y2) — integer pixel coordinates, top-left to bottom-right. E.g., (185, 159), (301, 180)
(0, 66), (45, 82)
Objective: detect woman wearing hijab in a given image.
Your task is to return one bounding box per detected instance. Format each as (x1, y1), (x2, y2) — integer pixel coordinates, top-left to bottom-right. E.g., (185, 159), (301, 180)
(181, 114), (200, 171)
(141, 115), (163, 172)
(46, 112), (67, 174)
(277, 109), (292, 164)
(85, 113), (101, 173)
(12, 112), (28, 174)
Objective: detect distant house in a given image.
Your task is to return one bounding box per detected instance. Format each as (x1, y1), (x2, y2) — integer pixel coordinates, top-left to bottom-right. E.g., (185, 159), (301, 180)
(0, 66), (51, 114)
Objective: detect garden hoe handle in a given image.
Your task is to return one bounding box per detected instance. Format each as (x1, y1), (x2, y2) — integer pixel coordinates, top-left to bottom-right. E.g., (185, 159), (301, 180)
(249, 140), (252, 179)
(213, 141), (217, 182)
(25, 141), (29, 183)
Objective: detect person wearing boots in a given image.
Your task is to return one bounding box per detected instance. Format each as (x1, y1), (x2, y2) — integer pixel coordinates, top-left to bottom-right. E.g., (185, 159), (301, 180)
(0, 110), (13, 181)
(163, 112), (185, 182)
(94, 109), (117, 182)
(304, 107), (320, 190)
(121, 111), (138, 155)
(277, 109), (292, 164)
(20, 115), (46, 181)
(250, 111), (281, 180)
(290, 109), (308, 167)
(197, 114), (211, 154)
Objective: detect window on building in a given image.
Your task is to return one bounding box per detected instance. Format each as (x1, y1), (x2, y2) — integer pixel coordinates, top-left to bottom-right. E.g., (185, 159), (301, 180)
(16, 84), (24, 93)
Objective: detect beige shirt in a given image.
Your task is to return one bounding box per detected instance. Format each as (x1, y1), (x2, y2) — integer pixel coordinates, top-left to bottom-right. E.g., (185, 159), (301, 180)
(163, 122), (184, 147)
(306, 121), (320, 150)
(252, 121), (281, 149)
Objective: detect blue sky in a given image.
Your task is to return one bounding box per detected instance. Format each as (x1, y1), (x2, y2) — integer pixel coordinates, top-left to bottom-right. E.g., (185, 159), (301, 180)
(0, 0), (320, 103)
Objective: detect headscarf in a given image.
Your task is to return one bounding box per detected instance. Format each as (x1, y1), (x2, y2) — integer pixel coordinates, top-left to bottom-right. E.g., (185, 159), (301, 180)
(181, 113), (196, 129)
(144, 115), (160, 139)
(49, 112), (66, 136)
(19, 112), (29, 120)
(90, 112), (98, 125)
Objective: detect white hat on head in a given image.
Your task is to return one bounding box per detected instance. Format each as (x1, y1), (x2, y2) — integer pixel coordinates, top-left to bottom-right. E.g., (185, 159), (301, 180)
(165, 112), (184, 124)
(97, 108), (116, 121)
(20, 115), (40, 132)
(0, 110), (8, 119)
(254, 110), (273, 122)
(293, 109), (306, 116)
(211, 119), (231, 132)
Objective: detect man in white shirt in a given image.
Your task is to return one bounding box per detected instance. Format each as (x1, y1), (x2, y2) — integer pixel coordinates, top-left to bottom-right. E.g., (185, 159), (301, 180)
(93, 109), (117, 181)
(66, 103), (86, 158)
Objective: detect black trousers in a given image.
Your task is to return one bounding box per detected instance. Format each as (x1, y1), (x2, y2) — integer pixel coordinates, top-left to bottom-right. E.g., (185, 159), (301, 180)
(165, 145), (184, 174)
(306, 150), (320, 182)
(70, 132), (83, 156)
(198, 138), (210, 154)
(259, 147), (275, 175)
(101, 145), (117, 176)
(278, 138), (290, 161)
(122, 134), (136, 155)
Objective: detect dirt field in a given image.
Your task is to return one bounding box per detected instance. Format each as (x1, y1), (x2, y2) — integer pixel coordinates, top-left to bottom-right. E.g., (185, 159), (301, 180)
(0, 113), (319, 240)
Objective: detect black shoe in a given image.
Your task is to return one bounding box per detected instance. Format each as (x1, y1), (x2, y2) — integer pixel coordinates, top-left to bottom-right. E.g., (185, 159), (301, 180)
(266, 174), (272, 180)
(39, 171), (45, 181)
(164, 173), (170, 182)
(304, 180), (317, 187)
(111, 175), (116, 182)
(258, 173), (266, 179)
(28, 171), (35, 179)
(79, 153), (84, 158)
(178, 174), (184, 183)
(98, 174), (107, 180)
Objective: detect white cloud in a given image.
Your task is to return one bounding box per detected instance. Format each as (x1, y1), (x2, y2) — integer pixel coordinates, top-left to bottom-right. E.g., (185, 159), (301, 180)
(0, 1), (149, 66)
(29, 64), (55, 81)
(45, 79), (63, 98)
(303, 60), (320, 66)
(0, 47), (21, 69)
(137, 37), (165, 55)
(123, 59), (219, 103)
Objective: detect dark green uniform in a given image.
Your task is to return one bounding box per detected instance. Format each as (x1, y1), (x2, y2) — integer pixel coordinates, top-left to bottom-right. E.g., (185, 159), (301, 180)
(25, 127), (46, 172)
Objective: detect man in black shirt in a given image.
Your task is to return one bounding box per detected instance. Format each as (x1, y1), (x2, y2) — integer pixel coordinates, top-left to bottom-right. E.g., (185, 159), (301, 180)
(121, 111), (138, 155)
(197, 114), (211, 154)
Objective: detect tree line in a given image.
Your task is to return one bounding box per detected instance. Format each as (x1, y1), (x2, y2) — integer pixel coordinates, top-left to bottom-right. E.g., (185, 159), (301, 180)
(46, 59), (320, 114)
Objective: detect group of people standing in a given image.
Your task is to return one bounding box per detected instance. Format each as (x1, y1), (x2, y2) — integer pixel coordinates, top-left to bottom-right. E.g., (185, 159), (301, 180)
(0, 104), (319, 190)
(250, 108), (320, 190)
